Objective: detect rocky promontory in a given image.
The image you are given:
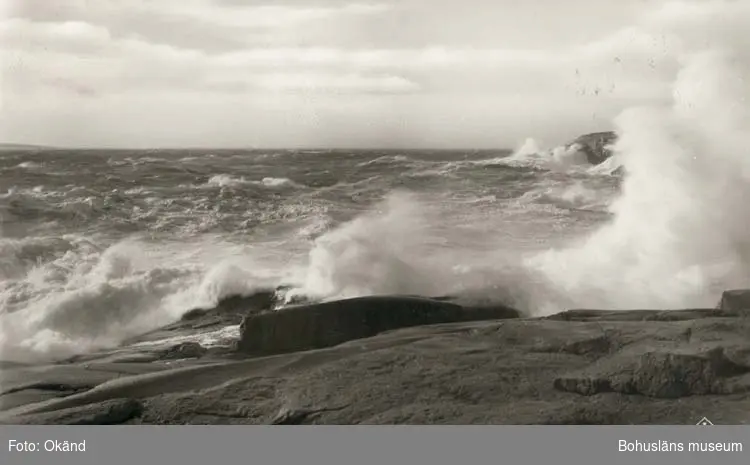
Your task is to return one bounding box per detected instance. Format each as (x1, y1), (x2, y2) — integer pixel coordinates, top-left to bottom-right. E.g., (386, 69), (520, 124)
(566, 131), (617, 165)
(2, 289), (750, 425)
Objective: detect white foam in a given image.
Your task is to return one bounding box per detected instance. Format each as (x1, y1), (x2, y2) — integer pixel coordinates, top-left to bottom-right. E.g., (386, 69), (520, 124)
(204, 174), (300, 189)
(475, 137), (592, 172)
(298, 192), (437, 300)
(16, 161), (41, 169)
(528, 45), (750, 311)
(531, 181), (614, 211)
(0, 237), (301, 362)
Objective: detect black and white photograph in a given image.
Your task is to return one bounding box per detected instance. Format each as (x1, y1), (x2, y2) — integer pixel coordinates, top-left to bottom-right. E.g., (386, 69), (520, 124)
(1, 0), (750, 426)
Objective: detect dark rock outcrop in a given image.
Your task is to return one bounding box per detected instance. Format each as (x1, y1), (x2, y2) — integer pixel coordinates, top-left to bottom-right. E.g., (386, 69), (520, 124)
(160, 342), (208, 360)
(235, 295), (521, 356)
(179, 290), (279, 325)
(566, 131), (617, 165)
(7, 290), (750, 425)
(123, 289), (281, 346)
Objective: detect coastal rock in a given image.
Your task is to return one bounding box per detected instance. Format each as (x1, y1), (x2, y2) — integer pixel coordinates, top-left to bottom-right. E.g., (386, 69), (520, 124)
(124, 289), (281, 346)
(5, 398), (142, 425)
(566, 131), (617, 165)
(160, 342), (208, 360)
(547, 308), (738, 322)
(180, 289), (279, 324)
(716, 289), (750, 315)
(554, 347), (750, 398)
(6, 291), (750, 425)
(235, 295), (521, 356)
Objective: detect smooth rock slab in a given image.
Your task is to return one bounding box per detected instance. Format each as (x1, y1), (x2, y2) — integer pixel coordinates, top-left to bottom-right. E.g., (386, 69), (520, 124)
(2, 398), (142, 425)
(554, 347), (750, 398)
(547, 308), (734, 322)
(236, 295), (520, 356)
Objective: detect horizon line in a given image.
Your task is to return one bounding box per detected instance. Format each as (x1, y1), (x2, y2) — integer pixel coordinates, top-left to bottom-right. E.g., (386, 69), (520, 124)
(0, 143), (516, 152)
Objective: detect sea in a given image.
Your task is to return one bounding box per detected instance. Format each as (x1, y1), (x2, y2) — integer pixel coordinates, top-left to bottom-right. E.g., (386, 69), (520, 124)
(2, 50), (750, 363)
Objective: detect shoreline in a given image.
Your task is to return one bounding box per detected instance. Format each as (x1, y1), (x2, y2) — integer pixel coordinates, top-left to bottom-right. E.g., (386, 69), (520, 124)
(2, 291), (750, 425)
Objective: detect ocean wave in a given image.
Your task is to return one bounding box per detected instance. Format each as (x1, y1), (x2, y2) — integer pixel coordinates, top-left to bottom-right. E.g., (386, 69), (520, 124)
(109, 156), (169, 167)
(295, 215), (334, 239)
(471, 138), (593, 173)
(586, 154), (624, 176)
(356, 154), (412, 167)
(405, 165), (461, 179)
(0, 238), (299, 362)
(527, 46), (750, 310)
(0, 235), (98, 280)
(15, 161), (42, 169)
(522, 181), (616, 212)
(204, 174), (301, 189)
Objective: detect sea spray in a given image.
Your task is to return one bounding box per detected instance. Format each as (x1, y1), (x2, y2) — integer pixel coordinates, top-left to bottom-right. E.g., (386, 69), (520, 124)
(291, 190), (543, 311)
(0, 238), (295, 362)
(495, 137), (591, 171)
(528, 12), (750, 311)
(299, 191), (436, 300)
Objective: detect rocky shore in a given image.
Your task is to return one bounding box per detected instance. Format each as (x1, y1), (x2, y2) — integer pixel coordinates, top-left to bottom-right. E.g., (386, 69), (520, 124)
(566, 131), (617, 165)
(2, 289), (750, 425)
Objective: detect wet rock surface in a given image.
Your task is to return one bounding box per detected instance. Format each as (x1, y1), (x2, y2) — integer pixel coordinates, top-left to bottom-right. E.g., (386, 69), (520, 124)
(554, 347), (750, 398)
(3, 292), (750, 425)
(236, 295), (521, 356)
(6, 399), (143, 425)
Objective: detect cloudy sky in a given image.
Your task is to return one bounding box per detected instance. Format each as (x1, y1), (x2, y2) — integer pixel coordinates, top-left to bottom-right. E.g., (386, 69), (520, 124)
(0, 0), (744, 148)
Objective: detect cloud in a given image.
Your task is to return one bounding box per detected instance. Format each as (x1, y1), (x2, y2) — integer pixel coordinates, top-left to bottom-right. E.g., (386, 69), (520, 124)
(4, 1), (394, 56)
(148, 2), (391, 30)
(0, 18), (113, 55)
(251, 73), (420, 93)
(645, 0), (750, 55)
(2, 0), (744, 147)
(1, 1), (680, 98)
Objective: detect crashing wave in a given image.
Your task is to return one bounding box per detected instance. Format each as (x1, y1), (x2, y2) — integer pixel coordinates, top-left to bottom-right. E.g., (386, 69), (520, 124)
(484, 133), (621, 175)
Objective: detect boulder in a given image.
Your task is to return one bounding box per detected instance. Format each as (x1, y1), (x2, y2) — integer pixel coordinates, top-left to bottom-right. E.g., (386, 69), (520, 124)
(566, 131), (617, 165)
(235, 295), (520, 356)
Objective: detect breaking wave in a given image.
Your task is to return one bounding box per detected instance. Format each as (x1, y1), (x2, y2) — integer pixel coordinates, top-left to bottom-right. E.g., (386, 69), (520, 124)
(205, 174), (301, 189)
(0, 237), (300, 362)
(2, 0), (748, 363)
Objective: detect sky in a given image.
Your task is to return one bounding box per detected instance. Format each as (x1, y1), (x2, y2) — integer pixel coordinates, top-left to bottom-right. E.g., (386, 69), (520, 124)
(0, 0), (744, 148)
